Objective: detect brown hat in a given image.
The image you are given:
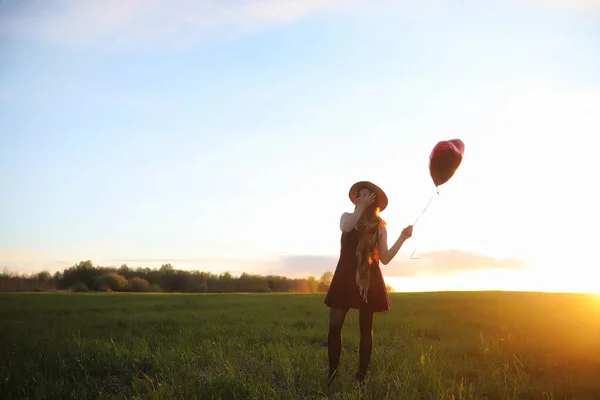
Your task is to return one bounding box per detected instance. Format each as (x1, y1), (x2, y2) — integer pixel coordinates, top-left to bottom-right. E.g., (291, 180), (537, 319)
(348, 181), (388, 211)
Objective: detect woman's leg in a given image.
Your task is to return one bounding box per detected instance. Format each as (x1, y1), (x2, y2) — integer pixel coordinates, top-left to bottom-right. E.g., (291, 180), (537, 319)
(328, 307), (348, 380)
(356, 308), (374, 381)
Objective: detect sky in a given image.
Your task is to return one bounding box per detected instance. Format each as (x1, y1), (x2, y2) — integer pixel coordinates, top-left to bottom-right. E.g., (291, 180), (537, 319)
(1, 0), (599, 294)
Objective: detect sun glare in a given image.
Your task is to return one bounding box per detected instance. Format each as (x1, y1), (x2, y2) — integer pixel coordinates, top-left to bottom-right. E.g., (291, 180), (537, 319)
(386, 268), (600, 295)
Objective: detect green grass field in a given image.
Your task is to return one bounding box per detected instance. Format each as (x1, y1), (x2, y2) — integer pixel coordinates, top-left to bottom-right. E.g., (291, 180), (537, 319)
(1, 291), (599, 399)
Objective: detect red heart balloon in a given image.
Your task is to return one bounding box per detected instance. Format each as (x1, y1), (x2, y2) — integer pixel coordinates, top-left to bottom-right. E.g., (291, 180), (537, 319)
(429, 139), (465, 187)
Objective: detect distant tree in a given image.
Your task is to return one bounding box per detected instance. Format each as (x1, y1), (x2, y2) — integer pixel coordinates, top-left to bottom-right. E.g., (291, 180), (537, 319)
(128, 276), (152, 292)
(118, 264), (133, 279)
(217, 272), (236, 292)
(294, 279), (310, 293)
(236, 273), (271, 293)
(265, 275), (292, 292)
(160, 264), (174, 273)
(181, 272), (207, 293)
(60, 260), (102, 289)
(92, 273), (128, 292)
(307, 276), (319, 293)
(71, 282), (89, 292)
(318, 271), (334, 292)
(149, 283), (163, 292)
(36, 271), (51, 283)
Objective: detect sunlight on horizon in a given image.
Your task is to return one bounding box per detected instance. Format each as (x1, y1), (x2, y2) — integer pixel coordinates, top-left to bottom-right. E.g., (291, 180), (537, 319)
(385, 262), (600, 296)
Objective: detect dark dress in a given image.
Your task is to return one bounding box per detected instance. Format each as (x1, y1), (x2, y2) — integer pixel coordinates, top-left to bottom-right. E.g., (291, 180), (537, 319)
(324, 228), (391, 313)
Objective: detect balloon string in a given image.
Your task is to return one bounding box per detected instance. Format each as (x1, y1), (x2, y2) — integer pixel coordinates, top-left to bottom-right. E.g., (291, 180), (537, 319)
(412, 188), (438, 226)
(409, 188), (439, 260)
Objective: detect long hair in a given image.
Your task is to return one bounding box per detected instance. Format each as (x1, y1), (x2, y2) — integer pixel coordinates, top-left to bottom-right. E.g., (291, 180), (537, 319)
(355, 194), (386, 302)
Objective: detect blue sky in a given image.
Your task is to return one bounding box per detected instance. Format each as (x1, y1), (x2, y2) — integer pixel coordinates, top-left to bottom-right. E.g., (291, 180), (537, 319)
(1, 0), (599, 293)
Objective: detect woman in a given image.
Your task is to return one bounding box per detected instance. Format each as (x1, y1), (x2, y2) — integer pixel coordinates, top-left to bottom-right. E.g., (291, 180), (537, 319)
(324, 180), (413, 384)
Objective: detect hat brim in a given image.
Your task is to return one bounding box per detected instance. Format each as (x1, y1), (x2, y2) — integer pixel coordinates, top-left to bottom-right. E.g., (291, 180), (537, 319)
(349, 181), (388, 211)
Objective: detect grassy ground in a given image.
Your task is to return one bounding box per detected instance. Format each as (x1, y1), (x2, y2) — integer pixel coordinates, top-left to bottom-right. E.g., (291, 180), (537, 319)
(0, 291), (599, 399)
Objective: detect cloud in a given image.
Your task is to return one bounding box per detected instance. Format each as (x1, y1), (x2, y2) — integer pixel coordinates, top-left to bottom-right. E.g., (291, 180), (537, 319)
(271, 250), (528, 278)
(0, 0), (349, 50)
(0, 251), (51, 262)
(2, 0), (598, 51)
(275, 255), (339, 277)
(384, 250), (528, 277)
(36, 241), (119, 247)
(528, 0), (600, 11)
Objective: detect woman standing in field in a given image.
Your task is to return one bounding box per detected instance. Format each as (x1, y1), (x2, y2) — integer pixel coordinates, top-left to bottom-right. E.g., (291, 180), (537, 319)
(324, 181), (413, 384)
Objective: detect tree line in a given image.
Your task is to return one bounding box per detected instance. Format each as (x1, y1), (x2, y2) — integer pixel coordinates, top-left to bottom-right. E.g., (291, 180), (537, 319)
(0, 260), (338, 293)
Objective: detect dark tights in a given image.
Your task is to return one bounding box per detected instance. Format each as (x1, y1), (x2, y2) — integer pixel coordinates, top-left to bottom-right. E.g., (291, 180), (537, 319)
(327, 307), (374, 382)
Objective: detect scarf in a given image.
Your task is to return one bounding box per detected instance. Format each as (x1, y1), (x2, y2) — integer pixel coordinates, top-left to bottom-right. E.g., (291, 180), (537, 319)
(355, 213), (382, 303)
